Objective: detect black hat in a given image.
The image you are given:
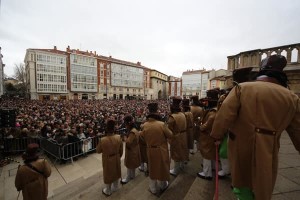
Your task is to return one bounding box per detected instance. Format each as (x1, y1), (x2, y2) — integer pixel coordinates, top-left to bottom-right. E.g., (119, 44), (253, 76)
(206, 89), (219, 100)
(260, 55), (287, 72)
(106, 119), (115, 132)
(233, 67), (253, 84)
(170, 96), (182, 112)
(124, 115), (133, 125)
(190, 95), (199, 105)
(148, 103), (158, 113)
(182, 99), (190, 108)
(22, 143), (39, 160)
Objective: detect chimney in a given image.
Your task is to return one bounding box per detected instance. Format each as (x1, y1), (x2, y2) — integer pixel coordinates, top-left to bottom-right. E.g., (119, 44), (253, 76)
(137, 61), (141, 66)
(94, 51), (96, 55)
(66, 45), (70, 51)
(54, 46), (57, 50)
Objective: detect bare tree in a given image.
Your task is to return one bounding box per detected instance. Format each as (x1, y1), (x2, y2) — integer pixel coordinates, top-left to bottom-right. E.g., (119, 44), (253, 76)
(13, 63), (26, 83)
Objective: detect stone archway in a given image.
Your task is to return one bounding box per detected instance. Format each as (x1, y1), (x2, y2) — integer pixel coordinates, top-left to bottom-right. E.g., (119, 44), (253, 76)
(158, 90), (162, 99)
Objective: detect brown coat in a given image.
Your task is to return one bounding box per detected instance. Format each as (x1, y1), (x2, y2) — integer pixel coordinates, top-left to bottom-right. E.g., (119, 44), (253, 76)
(184, 111), (194, 149)
(190, 105), (203, 141)
(199, 109), (217, 160)
(96, 134), (123, 184)
(211, 81), (300, 200)
(124, 128), (141, 169)
(15, 158), (52, 200)
(168, 112), (188, 161)
(140, 116), (173, 181)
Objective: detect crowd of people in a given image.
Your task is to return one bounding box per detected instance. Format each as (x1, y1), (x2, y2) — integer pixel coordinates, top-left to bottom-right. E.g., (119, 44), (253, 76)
(5, 55), (300, 200)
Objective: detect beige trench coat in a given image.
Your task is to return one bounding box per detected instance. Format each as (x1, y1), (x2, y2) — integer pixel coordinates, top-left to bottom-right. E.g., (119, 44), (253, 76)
(199, 109), (217, 160)
(124, 128), (141, 169)
(211, 81), (300, 200)
(96, 134), (123, 184)
(15, 158), (52, 200)
(140, 116), (173, 181)
(184, 111), (194, 150)
(168, 112), (188, 161)
(190, 105), (203, 141)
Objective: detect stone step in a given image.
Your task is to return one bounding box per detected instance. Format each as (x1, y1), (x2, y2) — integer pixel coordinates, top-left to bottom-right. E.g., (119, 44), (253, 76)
(184, 177), (215, 200)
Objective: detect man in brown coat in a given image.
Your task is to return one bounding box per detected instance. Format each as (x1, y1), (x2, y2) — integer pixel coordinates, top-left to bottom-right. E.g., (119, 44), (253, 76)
(190, 95), (203, 154)
(211, 55), (300, 200)
(168, 97), (188, 176)
(121, 115), (141, 184)
(140, 103), (173, 195)
(15, 143), (52, 200)
(96, 119), (123, 196)
(197, 89), (219, 180)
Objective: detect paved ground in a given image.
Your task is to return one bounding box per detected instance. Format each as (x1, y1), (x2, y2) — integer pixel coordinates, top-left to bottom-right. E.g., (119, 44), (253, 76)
(1, 131), (300, 200)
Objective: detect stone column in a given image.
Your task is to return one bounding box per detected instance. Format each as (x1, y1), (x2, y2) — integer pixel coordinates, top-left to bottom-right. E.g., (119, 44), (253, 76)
(235, 57), (239, 69)
(256, 53), (261, 66)
(286, 48), (292, 64)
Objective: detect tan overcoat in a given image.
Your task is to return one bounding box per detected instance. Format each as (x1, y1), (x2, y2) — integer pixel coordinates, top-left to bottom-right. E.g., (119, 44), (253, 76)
(168, 112), (188, 161)
(184, 111), (194, 150)
(96, 134), (123, 184)
(190, 105), (203, 141)
(199, 108), (217, 160)
(140, 115), (173, 181)
(211, 81), (300, 200)
(124, 128), (141, 169)
(15, 158), (52, 200)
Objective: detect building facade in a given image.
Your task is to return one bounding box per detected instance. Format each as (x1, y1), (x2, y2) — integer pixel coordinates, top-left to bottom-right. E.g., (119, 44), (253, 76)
(182, 70), (203, 98)
(168, 76), (182, 98)
(24, 46), (167, 100)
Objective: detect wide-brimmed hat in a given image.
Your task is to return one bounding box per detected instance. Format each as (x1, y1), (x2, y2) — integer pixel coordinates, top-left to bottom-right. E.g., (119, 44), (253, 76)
(260, 55), (287, 72)
(106, 119), (115, 132)
(233, 67), (253, 83)
(22, 143), (39, 161)
(148, 103), (158, 113)
(123, 115), (134, 125)
(170, 96), (182, 112)
(190, 95), (199, 105)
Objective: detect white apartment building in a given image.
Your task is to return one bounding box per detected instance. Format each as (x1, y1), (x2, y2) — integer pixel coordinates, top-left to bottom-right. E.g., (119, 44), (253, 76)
(200, 70), (217, 98)
(24, 48), (68, 100)
(0, 47), (4, 96)
(69, 53), (97, 100)
(182, 70), (202, 98)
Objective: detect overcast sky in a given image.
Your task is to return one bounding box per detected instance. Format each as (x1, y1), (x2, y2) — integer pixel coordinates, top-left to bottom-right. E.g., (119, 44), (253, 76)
(1, 0), (300, 77)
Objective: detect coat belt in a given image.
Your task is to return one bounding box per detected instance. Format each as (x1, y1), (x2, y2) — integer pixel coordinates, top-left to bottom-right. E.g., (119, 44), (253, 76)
(255, 127), (276, 135)
(148, 145), (159, 148)
(107, 153), (117, 157)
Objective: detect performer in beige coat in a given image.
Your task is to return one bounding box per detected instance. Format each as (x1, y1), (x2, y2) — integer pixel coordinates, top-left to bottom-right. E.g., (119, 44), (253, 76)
(121, 115), (141, 184)
(182, 99), (194, 160)
(190, 95), (204, 154)
(197, 89), (219, 180)
(15, 143), (52, 200)
(168, 97), (188, 176)
(211, 55), (300, 200)
(140, 103), (173, 195)
(96, 119), (123, 196)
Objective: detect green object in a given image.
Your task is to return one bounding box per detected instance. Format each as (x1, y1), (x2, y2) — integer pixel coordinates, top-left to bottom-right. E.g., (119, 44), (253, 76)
(233, 187), (255, 200)
(219, 135), (228, 159)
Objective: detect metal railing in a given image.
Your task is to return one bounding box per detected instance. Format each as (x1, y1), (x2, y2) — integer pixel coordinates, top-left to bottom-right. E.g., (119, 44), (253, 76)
(3, 137), (40, 153)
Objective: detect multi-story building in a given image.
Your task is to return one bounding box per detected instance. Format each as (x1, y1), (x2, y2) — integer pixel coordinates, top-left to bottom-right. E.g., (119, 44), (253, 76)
(182, 70), (203, 99)
(168, 76), (182, 98)
(209, 69), (230, 90)
(150, 70), (168, 100)
(0, 47), (4, 96)
(24, 47), (68, 100)
(24, 46), (168, 100)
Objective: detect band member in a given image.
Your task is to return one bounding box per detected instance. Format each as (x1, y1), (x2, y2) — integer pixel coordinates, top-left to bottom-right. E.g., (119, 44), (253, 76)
(168, 97), (188, 176)
(211, 55), (300, 200)
(182, 99), (194, 161)
(190, 95), (204, 154)
(121, 115), (141, 184)
(140, 103), (173, 195)
(96, 119), (123, 196)
(197, 89), (219, 180)
(15, 143), (52, 200)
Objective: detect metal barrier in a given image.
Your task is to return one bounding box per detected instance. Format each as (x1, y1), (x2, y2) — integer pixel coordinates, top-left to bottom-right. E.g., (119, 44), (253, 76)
(3, 137), (40, 153)
(40, 135), (102, 163)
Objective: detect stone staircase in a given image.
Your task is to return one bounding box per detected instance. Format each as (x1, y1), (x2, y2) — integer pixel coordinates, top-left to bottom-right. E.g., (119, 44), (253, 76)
(48, 152), (235, 200)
